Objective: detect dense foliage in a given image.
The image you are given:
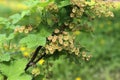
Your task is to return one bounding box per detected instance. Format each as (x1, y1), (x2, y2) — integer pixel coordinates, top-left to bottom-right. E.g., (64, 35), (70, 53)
(0, 0), (116, 80)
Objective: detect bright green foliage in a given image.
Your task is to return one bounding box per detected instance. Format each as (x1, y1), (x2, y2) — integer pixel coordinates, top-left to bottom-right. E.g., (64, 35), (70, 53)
(0, 59), (32, 80)
(0, 59), (26, 76)
(7, 73), (32, 80)
(0, 34), (6, 45)
(0, 53), (10, 62)
(20, 34), (46, 48)
(0, 74), (4, 80)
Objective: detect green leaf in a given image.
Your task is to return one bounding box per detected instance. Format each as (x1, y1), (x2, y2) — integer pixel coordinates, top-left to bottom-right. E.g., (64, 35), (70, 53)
(0, 34), (6, 41)
(60, 0), (70, 6)
(25, 0), (54, 9)
(0, 58), (32, 80)
(47, 18), (54, 26)
(0, 53), (11, 62)
(8, 73), (32, 80)
(0, 74), (4, 80)
(7, 33), (15, 40)
(0, 59), (27, 77)
(58, 0), (70, 8)
(38, 24), (52, 37)
(38, 0), (55, 8)
(33, 75), (44, 80)
(9, 14), (22, 24)
(0, 34), (6, 44)
(21, 10), (30, 18)
(0, 17), (8, 24)
(24, 0), (39, 7)
(20, 34), (46, 48)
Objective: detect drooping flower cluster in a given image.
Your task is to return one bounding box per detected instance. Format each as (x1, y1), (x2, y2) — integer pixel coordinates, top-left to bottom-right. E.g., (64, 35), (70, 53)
(14, 25), (33, 34)
(70, 0), (114, 18)
(45, 29), (80, 56)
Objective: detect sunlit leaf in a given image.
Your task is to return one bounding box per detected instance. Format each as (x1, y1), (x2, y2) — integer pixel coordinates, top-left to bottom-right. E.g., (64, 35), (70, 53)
(9, 13), (22, 24)
(0, 53), (11, 62)
(21, 10), (30, 17)
(8, 73), (32, 80)
(20, 34), (46, 48)
(0, 59), (28, 77)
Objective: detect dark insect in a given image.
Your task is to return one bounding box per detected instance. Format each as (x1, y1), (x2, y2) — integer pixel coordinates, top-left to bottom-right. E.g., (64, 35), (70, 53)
(25, 46), (46, 71)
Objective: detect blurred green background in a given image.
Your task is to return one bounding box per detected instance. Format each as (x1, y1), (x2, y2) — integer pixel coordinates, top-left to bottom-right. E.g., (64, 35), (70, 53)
(0, 1), (120, 80)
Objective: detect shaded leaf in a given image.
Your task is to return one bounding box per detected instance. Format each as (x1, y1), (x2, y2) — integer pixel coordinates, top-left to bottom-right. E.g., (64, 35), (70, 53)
(7, 33), (15, 40)
(38, 24), (52, 37)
